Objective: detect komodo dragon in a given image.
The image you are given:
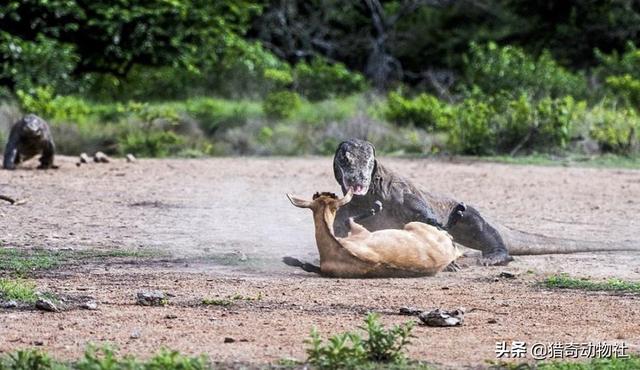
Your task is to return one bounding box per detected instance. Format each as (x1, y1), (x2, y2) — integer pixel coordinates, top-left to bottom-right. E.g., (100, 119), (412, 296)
(3, 114), (56, 170)
(333, 138), (639, 265)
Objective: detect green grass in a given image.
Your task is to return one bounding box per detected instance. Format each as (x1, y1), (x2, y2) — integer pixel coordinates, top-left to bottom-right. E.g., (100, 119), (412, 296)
(0, 278), (38, 303)
(491, 355), (640, 369)
(306, 313), (414, 369)
(476, 153), (640, 169)
(201, 298), (233, 306)
(544, 274), (640, 293)
(201, 292), (262, 306)
(0, 347), (209, 370)
(0, 248), (162, 276)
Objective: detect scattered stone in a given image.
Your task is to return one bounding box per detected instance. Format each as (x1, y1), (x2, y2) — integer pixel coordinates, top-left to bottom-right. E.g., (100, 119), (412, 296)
(136, 291), (167, 306)
(399, 306), (423, 316)
(79, 152), (90, 163)
(165, 314), (178, 319)
(130, 330), (141, 339)
(224, 337), (235, 343)
(35, 298), (60, 313)
(418, 308), (464, 327)
(487, 318), (498, 324)
(499, 272), (516, 279)
(1, 300), (18, 309)
(81, 301), (98, 310)
(126, 153), (136, 163)
(93, 151), (110, 163)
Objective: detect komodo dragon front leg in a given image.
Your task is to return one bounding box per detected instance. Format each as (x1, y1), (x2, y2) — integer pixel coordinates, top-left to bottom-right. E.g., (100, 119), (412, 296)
(403, 193), (466, 230)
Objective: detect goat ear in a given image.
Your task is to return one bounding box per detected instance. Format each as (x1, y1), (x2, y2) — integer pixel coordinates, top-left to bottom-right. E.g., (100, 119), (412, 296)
(287, 193), (312, 208)
(337, 188), (353, 207)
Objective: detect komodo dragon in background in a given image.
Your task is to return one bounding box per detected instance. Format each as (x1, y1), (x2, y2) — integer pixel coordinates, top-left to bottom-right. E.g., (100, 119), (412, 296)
(333, 138), (639, 266)
(3, 114), (56, 170)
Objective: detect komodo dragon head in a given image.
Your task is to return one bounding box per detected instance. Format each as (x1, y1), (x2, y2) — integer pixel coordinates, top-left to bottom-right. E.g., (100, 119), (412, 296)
(21, 114), (45, 139)
(333, 138), (376, 196)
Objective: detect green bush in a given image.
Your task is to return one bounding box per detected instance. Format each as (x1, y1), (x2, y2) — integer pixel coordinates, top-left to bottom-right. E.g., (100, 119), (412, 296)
(184, 98), (261, 135)
(463, 42), (587, 99)
(606, 74), (640, 108)
(263, 91), (302, 119)
(16, 87), (92, 125)
(0, 32), (79, 94)
(447, 99), (496, 155)
(306, 313), (413, 369)
(384, 91), (451, 130)
(294, 58), (367, 101)
(587, 105), (639, 155)
(595, 42), (640, 80)
(120, 130), (185, 158)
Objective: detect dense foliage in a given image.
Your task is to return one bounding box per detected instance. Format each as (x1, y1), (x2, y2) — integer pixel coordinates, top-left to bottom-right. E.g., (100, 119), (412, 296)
(1, 0), (639, 158)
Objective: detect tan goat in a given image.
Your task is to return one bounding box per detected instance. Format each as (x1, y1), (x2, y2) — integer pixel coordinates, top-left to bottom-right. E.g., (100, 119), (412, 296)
(286, 190), (461, 278)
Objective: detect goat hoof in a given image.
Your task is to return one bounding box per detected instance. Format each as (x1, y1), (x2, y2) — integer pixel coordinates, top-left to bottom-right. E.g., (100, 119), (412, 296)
(444, 261), (462, 272)
(282, 256), (303, 267)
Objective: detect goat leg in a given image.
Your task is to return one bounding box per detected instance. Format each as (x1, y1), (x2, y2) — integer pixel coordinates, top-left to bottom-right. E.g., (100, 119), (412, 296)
(282, 256), (321, 274)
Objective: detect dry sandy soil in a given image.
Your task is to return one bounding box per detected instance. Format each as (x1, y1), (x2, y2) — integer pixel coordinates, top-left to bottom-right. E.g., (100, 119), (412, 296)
(1, 156), (639, 368)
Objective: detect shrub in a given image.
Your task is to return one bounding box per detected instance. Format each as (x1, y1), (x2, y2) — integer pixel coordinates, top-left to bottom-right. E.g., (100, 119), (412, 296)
(587, 105), (639, 155)
(306, 313), (414, 369)
(294, 57), (367, 101)
(533, 96), (584, 150)
(263, 91), (302, 119)
(384, 91), (451, 130)
(119, 130), (185, 158)
(185, 98), (261, 135)
(16, 87), (92, 125)
(463, 42), (587, 99)
(606, 74), (640, 108)
(0, 32), (79, 94)
(595, 42), (640, 80)
(447, 99), (496, 155)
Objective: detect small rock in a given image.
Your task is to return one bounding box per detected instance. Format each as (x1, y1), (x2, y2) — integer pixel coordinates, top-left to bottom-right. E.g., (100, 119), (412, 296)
(93, 151), (110, 163)
(33, 340), (44, 346)
(487, 318), (498, 324)
(1, 300), (18, 309)
(130, 330), (141, 339)
(165, 314), (178, 319)
(79, 152), (90, 163)
(81, 301), (98, 310)
(399, 306), (423, 316)
(499, 272), (516, 279)
(418, 308), (464, 327)
(126, 153), (136, 163)
(136, 291), (167, 306)
(35, 298), (60, 313)
(224, 337), (235, 343)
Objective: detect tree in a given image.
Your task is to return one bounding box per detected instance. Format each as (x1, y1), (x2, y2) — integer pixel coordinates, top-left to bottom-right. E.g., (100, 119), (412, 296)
(0, 0), (261, 91)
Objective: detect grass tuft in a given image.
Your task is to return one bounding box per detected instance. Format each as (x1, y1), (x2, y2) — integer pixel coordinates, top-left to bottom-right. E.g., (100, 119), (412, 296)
(0, 278), (38, 303)
(0, 248), (162, 276)
(490, 355), (640, 369)
(544, 274), (640, 293)
(306, 313), (414, 369)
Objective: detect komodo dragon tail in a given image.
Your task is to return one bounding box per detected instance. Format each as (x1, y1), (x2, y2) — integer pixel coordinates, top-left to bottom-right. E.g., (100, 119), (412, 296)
(496, 224), (640, 255)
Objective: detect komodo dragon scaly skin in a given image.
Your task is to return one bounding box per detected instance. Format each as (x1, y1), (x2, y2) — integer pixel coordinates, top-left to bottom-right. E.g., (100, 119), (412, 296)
(333, 138), (640, 266)
(3, 114), (56, 170)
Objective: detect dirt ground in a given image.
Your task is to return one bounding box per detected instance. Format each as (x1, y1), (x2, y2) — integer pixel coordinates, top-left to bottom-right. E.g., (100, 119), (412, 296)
(1, 156), (639, 368)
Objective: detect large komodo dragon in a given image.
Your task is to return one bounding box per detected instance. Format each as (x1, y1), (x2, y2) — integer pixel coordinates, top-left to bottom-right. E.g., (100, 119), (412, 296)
(333, 138), (639, 265)
(3, 114), (56, 170)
